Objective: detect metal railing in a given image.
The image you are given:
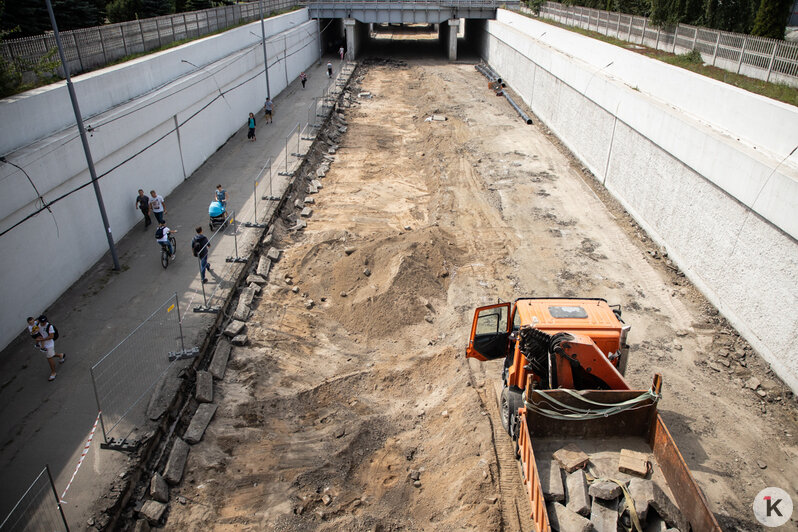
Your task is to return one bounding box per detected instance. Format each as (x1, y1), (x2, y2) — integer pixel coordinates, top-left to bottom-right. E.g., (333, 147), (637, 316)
(90, 293), (194, 448)
(537, 1), (798, 86)
(1, 0), (296, 79)
(0, 466), (68, 532)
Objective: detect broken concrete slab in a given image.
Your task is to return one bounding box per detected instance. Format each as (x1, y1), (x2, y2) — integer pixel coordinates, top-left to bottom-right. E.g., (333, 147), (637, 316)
(307, 184), (318, 194)
(195, 370), (213, 403)
(146, 362), (185, 421)
(256, 256), (271, 277)
(232, 300), (251, 322)
(536, 459), (565, 502)
(163, 438), (190, 484)
(565, 469), (590, 516)
(316, 168), (326, 177)
(619, 449), (650, 477)
(553, 445), (590, 473)
(231, 334), (247, 346)
(248, 282), (262, 294)
(304, 197), (315, 204)
(209, 341), (232, 380)
(139, 500), (166, 525)
(246, 274), (267, 285)
(589, 480), (623, 501)
(294, 198), (302, 208)
(311, 179), (323, 190)
(240, 286), (257, 308)
(266, 247), (281, 261)
(590, 497), (618, 532)
(132, 519), (151, 532)
(627, 479), (687, 531)
(291, 219), (307, 231)
(262, 232), (273, 246)
(223, 320), (245, 337)
(185, 403), (218, 444)
(745, 377), (761, 390)
(300, 207), (312, 218)
(547, 502), (592, 532)
(150, 473), (169, 503)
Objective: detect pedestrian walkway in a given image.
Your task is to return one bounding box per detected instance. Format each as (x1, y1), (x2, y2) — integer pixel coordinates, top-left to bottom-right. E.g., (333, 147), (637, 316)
(0, 55), (351, 527)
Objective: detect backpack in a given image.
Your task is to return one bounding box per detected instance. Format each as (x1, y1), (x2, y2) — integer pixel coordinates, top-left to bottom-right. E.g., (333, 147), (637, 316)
(192, 235), (207, 257)
(51, 324), (59, 340)
(155, 227), (164, 239)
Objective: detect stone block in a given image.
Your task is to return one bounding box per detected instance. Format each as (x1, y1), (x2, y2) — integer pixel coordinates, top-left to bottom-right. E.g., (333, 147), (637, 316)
(536, 459), (564, 502)
(307, 184), (318, 194)
(619, 449), (650, 477)
(139, 500), (166, 525)
(149, 473), (169, 503)
(316, 168), (326, 177)
(626, 479), (686, 531)
(547, 502), (592, 532)
(232, 300), (251, 322)
(565, 469), (590, 516)
(247, 274), (267, 285)
(311, 179), (323, 189)
(209, 341), (231, 380)
(266, 247), (281, 261)
(300, 207), (312, 218)
(163, 438), (190, 484)
(195, 370), (213, 403)
(248, 282), (262, 294)
(223, 320), (245, 337)
(589, 480), (623, 501)
(553, 445), (589, 473)
(132, 519), (151, 532)
(256, 256), (271, 277)
(304, 197), (315, 204)
(292, 220), (307, 231)
(263, 232), (273, 246)
(231, 334), (248, 346)
(185, 403), (218, 444)
(240, 286), (257, 307)
(294, 199), (302, 208)
(590, 497), (617, 532)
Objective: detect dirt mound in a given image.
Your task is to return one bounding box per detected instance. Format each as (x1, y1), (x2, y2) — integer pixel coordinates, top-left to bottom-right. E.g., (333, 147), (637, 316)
(288, 226), (465, 337)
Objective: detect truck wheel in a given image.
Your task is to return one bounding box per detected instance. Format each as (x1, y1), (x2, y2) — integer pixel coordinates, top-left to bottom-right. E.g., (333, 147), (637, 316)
(500, 386), (523, 439)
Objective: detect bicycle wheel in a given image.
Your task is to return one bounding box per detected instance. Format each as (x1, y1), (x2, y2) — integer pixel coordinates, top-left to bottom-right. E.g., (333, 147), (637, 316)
(170, 236), (177, 255)
(161, 247), (169, 269)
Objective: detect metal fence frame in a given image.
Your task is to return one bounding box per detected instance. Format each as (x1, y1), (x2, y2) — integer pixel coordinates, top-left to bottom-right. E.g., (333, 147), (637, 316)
(537, 1), (798, 87)
(90, 293), (195, 449)
(0, 466), (69, 532)
(1, 0), (297, 79)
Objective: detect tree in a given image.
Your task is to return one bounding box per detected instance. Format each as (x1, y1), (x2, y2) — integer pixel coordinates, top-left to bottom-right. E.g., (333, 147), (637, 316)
(106, 0), (171, 23)
(1, 0), (102, 37)
(184, 0), (212, 11)
(752, 0), (793, 38)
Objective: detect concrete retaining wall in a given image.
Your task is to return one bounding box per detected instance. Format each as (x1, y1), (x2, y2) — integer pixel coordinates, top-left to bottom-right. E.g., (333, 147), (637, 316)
(480, 10), (798, 392)
(0, 9), (319, 352)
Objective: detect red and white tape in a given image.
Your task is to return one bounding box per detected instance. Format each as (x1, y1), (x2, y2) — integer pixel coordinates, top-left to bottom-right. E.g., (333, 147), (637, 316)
(60, 411), (101, 503)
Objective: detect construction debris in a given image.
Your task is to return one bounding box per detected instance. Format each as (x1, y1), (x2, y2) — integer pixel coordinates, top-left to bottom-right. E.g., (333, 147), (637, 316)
(619, 449), (650, 477)
(553, 445), (590, 473)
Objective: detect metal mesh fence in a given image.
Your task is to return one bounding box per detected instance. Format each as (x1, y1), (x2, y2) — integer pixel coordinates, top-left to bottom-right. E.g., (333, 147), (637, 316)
(0, 1), (295, 79)
(90, 293), (184, 441)
(537, 1), (798, 86)
(0, 467), (67, 532)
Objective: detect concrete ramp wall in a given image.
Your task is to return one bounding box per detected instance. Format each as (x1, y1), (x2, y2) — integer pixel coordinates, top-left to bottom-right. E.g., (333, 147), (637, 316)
(480, 10), (798, 392)
(0, 10), (319, 352)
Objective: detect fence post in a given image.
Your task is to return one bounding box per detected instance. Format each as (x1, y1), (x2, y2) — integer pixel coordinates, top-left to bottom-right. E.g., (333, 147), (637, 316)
(641, 18), (647, 45)
(737, 36), (747, 73)
(628, 16), (633, 40)
(173, 293), (186, 354)
(766, 40), (779, 82)
(691, 26), (698, 50)
(72, 32), (85, 72)
(226, 212), (246, 263)
(97, 27), (107, 63)
(45, 465), (70, 531)
(155, 18), (163, 48)
(90, 368), (109, 445)
(170, 15), (176, 41)
(673, 26), (678, 53)
(120, 24), (129, 56)
(655, 25), (661, 50)
(138, 19), (145, 51)
(616, 14), (621, 38)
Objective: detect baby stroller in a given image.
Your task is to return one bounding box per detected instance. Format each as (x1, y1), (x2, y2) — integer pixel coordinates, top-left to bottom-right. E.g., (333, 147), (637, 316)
(209, 201), (228, 231)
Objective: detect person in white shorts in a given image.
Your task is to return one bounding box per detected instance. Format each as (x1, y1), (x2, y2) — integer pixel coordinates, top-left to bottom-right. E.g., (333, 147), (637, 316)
(36, 315), (65, 381)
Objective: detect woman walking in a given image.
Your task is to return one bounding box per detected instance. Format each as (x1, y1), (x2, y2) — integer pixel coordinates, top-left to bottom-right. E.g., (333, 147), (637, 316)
(247, 112), (256, 141)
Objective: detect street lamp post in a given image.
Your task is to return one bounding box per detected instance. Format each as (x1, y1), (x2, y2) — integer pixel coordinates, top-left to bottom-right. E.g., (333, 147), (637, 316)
(258, 0), (271, 101)
(44, 0), (120, 271)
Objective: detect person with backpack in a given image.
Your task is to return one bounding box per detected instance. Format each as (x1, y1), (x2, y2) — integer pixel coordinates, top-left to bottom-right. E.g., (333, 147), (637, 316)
(155, 221), (176, 259)
(192, 226), (212, 284)
(36, 315), (65, 381)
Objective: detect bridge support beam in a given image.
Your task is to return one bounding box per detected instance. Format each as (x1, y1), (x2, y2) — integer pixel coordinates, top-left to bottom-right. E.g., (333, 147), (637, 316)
(344, 18), (365, 60)
(448, 19), (459, 61)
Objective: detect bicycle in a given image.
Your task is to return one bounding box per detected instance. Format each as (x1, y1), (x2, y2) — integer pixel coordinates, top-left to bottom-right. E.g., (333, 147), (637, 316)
(160, 235), (177, 269)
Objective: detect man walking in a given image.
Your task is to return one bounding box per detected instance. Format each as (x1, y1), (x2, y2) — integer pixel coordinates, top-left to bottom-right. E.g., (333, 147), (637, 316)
(149, 190), (166, 224)
(264, 98), (273, 124)
(36, 315), (65, 381)
(135, 189), (151, 228)
(327, 61), (333, 78)
(300, 72), (307, 89)
(192, 226), (212, 284)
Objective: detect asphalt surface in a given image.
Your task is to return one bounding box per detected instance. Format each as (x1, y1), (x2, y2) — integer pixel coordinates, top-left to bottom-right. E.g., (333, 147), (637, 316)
(0, 57), (343, 528)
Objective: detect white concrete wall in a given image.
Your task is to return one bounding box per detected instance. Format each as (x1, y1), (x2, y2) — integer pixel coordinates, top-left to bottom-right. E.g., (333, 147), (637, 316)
(481, 10), (798, 393)
(0, 10), (320, 352)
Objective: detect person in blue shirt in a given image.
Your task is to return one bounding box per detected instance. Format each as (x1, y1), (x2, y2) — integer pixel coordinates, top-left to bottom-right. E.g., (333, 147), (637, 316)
(215, 184), (228, 210)
(247, 112), (256, 141)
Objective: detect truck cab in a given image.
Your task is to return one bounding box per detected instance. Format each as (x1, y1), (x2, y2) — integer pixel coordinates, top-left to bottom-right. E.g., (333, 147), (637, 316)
(466, 298), (630, 438)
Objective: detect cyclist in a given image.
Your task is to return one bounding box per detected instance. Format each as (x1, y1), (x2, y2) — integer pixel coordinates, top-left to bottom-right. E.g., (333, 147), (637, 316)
(155, 221), (176, 259)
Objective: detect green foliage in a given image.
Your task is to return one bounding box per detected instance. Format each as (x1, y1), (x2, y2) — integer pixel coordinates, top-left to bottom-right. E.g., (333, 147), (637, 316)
(184, 0), (212, 11)
(0, 55), (23, 97)
(1, 0), (103, 37)
(33, 48), (61, 82)
(751, 0), (792, 38)
(106, 0), (171, 23)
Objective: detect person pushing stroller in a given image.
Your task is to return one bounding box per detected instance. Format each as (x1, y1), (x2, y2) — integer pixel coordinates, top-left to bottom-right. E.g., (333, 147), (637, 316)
(209, 184), (229, 231)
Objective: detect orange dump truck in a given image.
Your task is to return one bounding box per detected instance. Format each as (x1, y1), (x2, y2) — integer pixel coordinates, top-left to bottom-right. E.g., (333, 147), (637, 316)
(466, 298), (721, 532)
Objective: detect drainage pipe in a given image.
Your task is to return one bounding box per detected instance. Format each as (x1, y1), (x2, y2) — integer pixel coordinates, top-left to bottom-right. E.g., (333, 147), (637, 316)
(503, 92), (534, 125)
(475, 64), (505, 87)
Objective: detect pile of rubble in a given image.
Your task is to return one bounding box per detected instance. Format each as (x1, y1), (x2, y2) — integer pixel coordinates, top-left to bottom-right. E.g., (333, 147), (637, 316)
(541, 446), (686, 532)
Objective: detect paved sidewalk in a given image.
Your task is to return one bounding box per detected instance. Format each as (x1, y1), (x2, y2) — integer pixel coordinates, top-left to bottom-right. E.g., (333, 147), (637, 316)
(0, 56), (349, 527)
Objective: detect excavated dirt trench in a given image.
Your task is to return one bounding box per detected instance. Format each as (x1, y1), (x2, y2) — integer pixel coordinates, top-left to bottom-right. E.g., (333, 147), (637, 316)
(161, 60), (798, 531)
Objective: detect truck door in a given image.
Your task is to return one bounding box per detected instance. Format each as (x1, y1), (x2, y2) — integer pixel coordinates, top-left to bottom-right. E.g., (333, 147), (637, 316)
(466, 303), (511, 361)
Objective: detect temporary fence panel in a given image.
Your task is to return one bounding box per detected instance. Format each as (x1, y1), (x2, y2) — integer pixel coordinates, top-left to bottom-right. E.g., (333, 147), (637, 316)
(90, 293), (185, 444)
(537, 1), (798, 87)
(0, 466), (68, 532)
